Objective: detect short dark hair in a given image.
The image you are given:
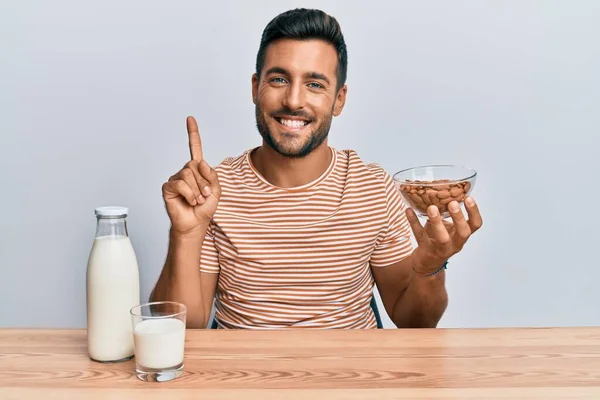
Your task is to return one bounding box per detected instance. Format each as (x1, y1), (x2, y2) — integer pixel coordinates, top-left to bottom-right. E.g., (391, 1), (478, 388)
(255, 8), (348, 91)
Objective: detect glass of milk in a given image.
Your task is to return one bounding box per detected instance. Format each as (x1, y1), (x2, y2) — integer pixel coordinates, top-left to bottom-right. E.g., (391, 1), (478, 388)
(130, 301), (187, 382)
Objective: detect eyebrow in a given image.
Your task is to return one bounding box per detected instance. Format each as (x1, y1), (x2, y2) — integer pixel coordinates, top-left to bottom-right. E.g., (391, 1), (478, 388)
(265, 67), (331, 85)
(306, 71), (330, 85)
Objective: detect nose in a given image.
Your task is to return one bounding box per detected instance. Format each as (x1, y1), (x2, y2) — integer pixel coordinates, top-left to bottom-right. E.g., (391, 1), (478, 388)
(282, 81), (305, 110)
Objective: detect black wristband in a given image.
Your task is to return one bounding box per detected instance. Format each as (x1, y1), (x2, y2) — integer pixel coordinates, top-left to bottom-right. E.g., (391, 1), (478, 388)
(413, 260), (448, 276)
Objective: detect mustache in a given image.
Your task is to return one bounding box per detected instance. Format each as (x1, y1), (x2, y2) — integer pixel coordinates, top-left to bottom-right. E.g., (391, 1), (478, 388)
(270, 108), (314, 121)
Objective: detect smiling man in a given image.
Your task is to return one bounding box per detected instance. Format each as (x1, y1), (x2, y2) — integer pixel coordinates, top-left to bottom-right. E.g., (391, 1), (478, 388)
(151, 8), (483, 329)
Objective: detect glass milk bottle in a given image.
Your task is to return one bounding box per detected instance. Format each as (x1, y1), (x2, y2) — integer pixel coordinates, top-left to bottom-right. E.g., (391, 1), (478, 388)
(86, 206), (140, 362)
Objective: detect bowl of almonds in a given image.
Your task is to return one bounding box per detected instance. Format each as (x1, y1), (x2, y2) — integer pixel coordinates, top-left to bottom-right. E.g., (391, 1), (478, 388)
(392, 165), (477, 218)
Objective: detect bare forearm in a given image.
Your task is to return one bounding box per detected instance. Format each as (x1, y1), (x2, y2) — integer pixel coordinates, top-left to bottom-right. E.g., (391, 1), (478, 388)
(391, 267), (448, 328)
(150, 226), (209, 328)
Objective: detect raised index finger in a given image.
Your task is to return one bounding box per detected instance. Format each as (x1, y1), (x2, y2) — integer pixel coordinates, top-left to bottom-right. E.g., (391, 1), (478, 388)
(186, 116), (203, 161)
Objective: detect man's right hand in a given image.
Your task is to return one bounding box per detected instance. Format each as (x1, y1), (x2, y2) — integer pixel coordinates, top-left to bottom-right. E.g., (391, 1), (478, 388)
(162, 116), (221, 235)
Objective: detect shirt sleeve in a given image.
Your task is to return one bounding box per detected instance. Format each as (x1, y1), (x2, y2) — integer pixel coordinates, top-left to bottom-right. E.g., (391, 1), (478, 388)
(199, 223), (220, 274)
(370, 171), (414, 267)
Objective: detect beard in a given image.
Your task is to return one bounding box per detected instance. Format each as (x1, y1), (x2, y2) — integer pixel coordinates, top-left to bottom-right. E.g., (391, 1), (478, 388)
(255, 103), (333, 158)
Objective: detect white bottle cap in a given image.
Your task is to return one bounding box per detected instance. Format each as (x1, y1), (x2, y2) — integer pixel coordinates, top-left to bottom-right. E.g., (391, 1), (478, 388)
(94, 206), (129, 218)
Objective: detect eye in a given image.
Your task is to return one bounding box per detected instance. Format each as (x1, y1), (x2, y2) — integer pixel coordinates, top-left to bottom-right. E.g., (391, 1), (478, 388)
(269, 77), (287, 84)
(308, 82), (325, 89)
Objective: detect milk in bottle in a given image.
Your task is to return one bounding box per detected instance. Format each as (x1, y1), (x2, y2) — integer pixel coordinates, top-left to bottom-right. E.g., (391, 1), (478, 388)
(86, 206), (140, 362)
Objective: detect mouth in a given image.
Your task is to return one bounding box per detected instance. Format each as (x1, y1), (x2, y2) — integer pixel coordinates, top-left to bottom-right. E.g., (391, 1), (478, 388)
(273, 116), (312, 132)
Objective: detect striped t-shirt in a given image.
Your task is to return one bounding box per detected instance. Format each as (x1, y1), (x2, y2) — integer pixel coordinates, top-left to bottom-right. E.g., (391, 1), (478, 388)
(200, 147), (413, 329)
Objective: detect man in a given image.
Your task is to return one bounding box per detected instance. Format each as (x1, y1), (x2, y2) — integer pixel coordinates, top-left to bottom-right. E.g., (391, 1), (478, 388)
(151, 8), (483, 329)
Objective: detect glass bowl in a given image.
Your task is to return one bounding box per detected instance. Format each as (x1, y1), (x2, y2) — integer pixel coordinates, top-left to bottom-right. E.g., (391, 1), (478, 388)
(392, 165), (477, 218)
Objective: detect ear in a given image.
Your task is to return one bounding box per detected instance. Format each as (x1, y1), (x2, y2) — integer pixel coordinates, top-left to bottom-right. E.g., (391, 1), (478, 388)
(333, 84), (347, 117)
(252, 73), (259, 105)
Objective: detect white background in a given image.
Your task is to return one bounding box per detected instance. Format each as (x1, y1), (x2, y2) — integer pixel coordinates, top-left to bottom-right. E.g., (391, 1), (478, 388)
(1, 0), (598, 328)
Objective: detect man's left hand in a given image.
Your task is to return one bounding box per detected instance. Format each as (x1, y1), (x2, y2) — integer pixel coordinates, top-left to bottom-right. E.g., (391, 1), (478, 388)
(406, 197), (483, 273)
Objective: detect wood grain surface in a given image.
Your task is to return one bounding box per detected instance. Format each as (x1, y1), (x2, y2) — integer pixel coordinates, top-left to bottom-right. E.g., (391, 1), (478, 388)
(1, 327), (599, 399)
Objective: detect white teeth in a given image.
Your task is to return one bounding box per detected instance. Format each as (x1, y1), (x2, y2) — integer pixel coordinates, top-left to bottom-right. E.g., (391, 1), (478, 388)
(280, 118), (307, 128)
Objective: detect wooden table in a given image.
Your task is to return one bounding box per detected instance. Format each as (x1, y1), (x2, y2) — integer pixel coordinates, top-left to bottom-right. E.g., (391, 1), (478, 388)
(1, 327), (599, 399)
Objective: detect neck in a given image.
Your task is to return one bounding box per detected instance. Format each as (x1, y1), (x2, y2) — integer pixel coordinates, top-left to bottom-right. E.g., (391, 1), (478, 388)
(251, 142), (332, 188)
